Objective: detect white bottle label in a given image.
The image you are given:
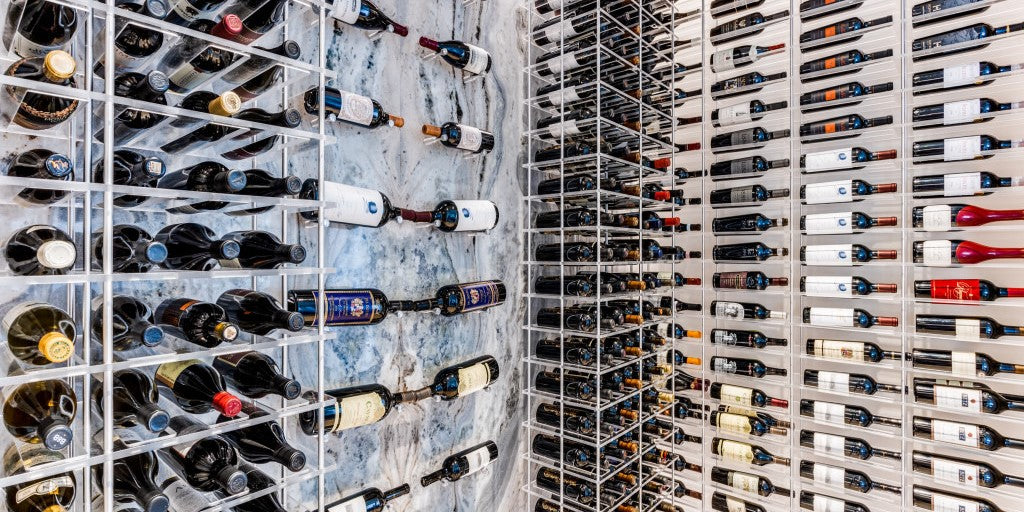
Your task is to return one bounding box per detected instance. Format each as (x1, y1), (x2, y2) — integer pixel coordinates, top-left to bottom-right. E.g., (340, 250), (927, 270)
(719, 384), (753, 405)
(803, 244), (854, 266)
(545, 52), (580, 74)
(456, 125), (484, 151)
(934, 493), (980, 512)
(923, 205), (953, 231)
(804, 180), (854, 204)
(808, 308), (854, 327)
(804, 212), (853, 235)
(456, 362), (491, 395)
(951, 351), (977, 376)
(712, 48), (738, 72)
(804, 276), (854, 298)
(955, 318), (981, 341)
(327, 496), (366, 512)
(813, 495), (845, 512)
(167, 63), (208, 91)
(716, 102), (752, 126)
(816, 371), (850, 394)
(170, 0), (203, 22)
(330, 0), (362, 24)
(14, 476), (74, 504)
(814, 339), (864, 361)
(725, 496), (746, 512)
(337, 91), (375, 126)
(542, 18), (579, 42)
(321, 181), (386, 227)
(546, 119), (580, 137)
(449, 200), (498, 232)
(942, 172), (982, 197)
(934, 386), (982, 412)
(813, 401), (846, 424)
(717, 412), (752, 434)
(462, 44), (490, 75)
(714, 301), (744, 318)
(730, 472), (760, 492)
(943, 136), (981, 162)
(932, 419), (979, 447)
(332, 392), (387, 432)
(922, 240), (953, 267)
(812, 432), (845, 455)
(813, 463), (845, 487)
(163, 477), (210, 512)
(944, 99), (982, 125)
(545, 86), (581, 106)
(463, 446), (493, 475)
(804, 148), (854, 172)
(943, 63), (981, 87)
(932, 458), (979, 489)
(10, 32), (58, 59)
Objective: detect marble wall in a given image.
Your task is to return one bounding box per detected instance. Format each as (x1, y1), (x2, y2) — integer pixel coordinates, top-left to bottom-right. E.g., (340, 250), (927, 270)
(312, 0), (527, 509)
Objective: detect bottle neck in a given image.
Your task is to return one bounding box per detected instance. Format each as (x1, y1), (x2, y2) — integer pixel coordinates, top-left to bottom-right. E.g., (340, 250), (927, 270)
(420, 469), (446, 487)
(394, 387), (434, 403)
(383, 484), (411, 503)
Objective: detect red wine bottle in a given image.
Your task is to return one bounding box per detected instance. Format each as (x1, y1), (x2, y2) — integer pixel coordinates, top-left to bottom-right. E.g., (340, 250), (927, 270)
(324, 484), (411, 512)
(805, 338), (899, 362)
(915, 315), (1022, 339)
(231, 462), (286, 512)
(913, 486), (1004, 512)
(3, 224), (76, 276)
(712, 242), (787, 261)
(430, 281), (506, 316)
(98, 0), (168, 74)
(800, 49), (893, 76)
(710, 71), (787, 98)
(711, 10), (790, 43)
(913, 22), (1024, 60)
(800, 243), (897, 265)
(804, 370), (901, 395)
(92, 224), (167, 273)
(418, 37), (491, 75)
(394, 355), (499, 402)
(420, 441), (499, 486)
(162, 415), (247, 494)
(96, 430), (170, 512)
(799, 430), (901, 460)
(160, 91), (243, 153)
(711, 466), (789, 497)
(299, 384), (399, 434)
(328, 0), (408, 35)
(709, 43), (785, 73)
(231, 0), (285, 44)
(913, 415), (1024, 451)
(162, 0), (227, 25)
(222, 40), (300, 84)
(93, 368), (170, 432)
(712, 213), (787, 232)
(94, 150), (166, 207)
(217, 403), (305, 471)
(711, 99), (788, 128)
(161, 17), (242, 92)
(712, 437), (790, 466)
(799, 15), (892, 46)
(799, 399), (901, 428)
(800, 113), (892, 136)
(213, 350), (300, 399)
(304, 86), (404, 128)
(156, 360), (241, 416)
(713, 271), (787, 290)
(802, 307), (898, 328)
(913, 204), (1024, 230)
(421, 122), (495, 153)
(711, 300), (785, 321)
(711, 328), (787, 349)
(154, 223), (241, 271)
(912, 171), (1023, 197)
(710, 127), (789, 151)
(215, 289), (304, 336)
(913, 134), (1018, 162)
(913, 452), (1024, 488)
(154, 298), (240, 347)
(801, 178), (898, 204)
(220, 230), (305, 269)
(709, 382), (788, 408)
(397, 200), (499, 232)
(800, 212), (897, 234)
(914, 279), (1024, 301)
(709, 184), (789, 205)
(90, 295), (163, 350)
(711, 492), (764, 512)
(799, 491), (870, 512)
(799, 460), (902, 494)
(711, 356), (786, 378)
(913, 61), (1017, 91)
(5, 148), (73, 205)
(914, 239), (1024, 266)
(914, 379), (1024, 415)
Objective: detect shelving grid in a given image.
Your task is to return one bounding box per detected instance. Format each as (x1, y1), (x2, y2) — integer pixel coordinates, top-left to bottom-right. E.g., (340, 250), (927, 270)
(0, 0), (339, 509)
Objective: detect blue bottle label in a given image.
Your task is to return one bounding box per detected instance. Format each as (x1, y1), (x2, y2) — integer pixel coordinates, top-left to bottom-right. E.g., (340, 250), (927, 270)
(317, 290), (378, 325)
(457, 282), (501, 312)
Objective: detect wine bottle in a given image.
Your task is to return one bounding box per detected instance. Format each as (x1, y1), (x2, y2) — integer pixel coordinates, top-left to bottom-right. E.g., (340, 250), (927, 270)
(6, 0), (78, 58)
(420, 441), (499, 486)
(805, 338), (899, 362)
(533, 275), (594, 296)
(532, 433), (600, 470)
(711, 301), (785, 321)
(535, 467), (596, 507)
(396, 200), (499, 232)
(802, 307), (898, 328)
(709, 43), (785, 73)
(5, 149), (73, 205)
(92, 224), (168, 273)
(914, 239), (1024, 266)
(711, 328), (787, 349)
(800, 243), (897, 266)
(913, 134), (1018, 162)
(328, 0), (408, 35)
(801, 178), (897, 204)
(286, 288), (415, 326)
(159, 162), (247, 212)
(913, 97), (1018, 125)
(4, 50), (78, 129)
(711, 492), (764, 512)
(711, 409), (786, 437)
(799, 399), (901, 428)
(418, 37), (491, 75)
(917, 315), (1023, 339)
(154, 223), (241, 271)
(912, 452), (1024, 489)
(0, 301), (75, 365)
(804, 370), (901, 395)
(227, 463), (284, 512)
(799, 15), (893, 46)
(711, 10), (790, 43)
(709, 184), (789, 205)
(324, 483), (411, 512)
(912, 171), (1023, 197)
(800, 212), (897, 234)
(431, 281), (506, 315)
(213, 351), (299, 400)
(800, 113), (892, 136)
(162, 415), (248, 494)
(299, 384), (399, 434)
(97, 0), (168, 74)
(709, 156), (790, 180)
(710, 356), (786, 379)
(712, 242), (787, 262)
(155, 362), (239, 421)
(2, 445), (75, 511)
(710, 71), (787, 98)
(712, 213), (787, 233)
(534, 371), (596, 401)
(221, 40), (300, 84)
(913, 487), (1004, 512)
(913, 416), (1024, 451)
(217, 403), (305, 471)
(712, 438), (790, 466)
(709, 382), (788, 408)
(713, 271), (787, 291)
(710, 466), (789, 496)
(160, 90), (242, 154)
(304, 86), (404, 128)
(914, 279), (1024, 301)
(231, 0), (286, 44)
(92, 368), (169, 432)
(913, 204), (1024, 231)
(801, 147), (896, 174)
(161, 17), (242, 92)
(914, 349), (1024, 376)
(215, 289), (303, 336)
(913, 61), (1017, 91)
(2, 379), (75, 450)
(913, 22), (1024, 59)
(711, 0), (766, 17)
(800, 49), (893, 76)
(4, 224), (76, 276)
(162, 0), (227, 25)
(800, 460), (901, 494)
(915, 378), (1024, 414)
(92, 431), (170, 512)
(394, 355), (499, 402)
(220, 168), (303, 216)
(90, 295), (164, 350)
(799, 491), (869, 512)
(800, 430), (901, 460)
(421, 122), (495, 153)
(230, 64), (284, 101)
(154, 298), (239, 347)
(711, 99), (788, 128)
(535, 402), (596, 436)
(94, 150), (166, 207)
(710, 127), (789, 152)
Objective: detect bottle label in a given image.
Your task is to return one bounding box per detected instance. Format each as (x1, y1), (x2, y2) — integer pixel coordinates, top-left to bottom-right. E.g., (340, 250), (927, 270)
(317, 290), (378, 325)
(932, 457), (978, 488)
(163, 477), (210, 512)
(942, 172), (982, 196)
(545, 86), (581, 106)
(803, 244), (853, 266)
(729, 130), (755, 146)
(457, 362), (491, 396)
(816, 370), (850, 394)
(944, 99), (981, 125)
(813, 494), (845, 512)
(545, 52), (580, 75)
(455, 281), (502, 312)
(712, 49), (738, 71)
(14, 476), (74, 503)
(942, 63), (980, 87)
(714, 302), (744, 318)
(813, 401), (846, 423)
(813, 463), (844, 486)
(167, 62), (209, 91)
(114, 39), (151, 71)
(921, 240), (953, 267)
(954, 318), (981, 341)
(934, 385), (982, 412)
(814, 339), (864, 361)
(943, 136), (981, 161)
(719, 384), (752, 405)
(463, 44), (490, 75)
(10, 32), (59, 59)
(330, 0), (362, 24)
(923, 204), (953, 231)
(725, 496), (746, 512)
(804, 148), (853, 172)
(332, 392), (387, 432)
(154, 359), (201, 389)
(950, 351), (977, 376)
(546, 119), (581, 138)
(321, 181), (387, 227)
(934, 493), (980, 512)
(804, 180), (853, 204)
(804, 212), (853, 234)
(807, 308), (854, 328)
(812, 432), (844, 455)
(456, 125), (484, 151)
(450, 200), (497, 232)
(932, 418), (979, 447)
(716, 102), (752, 126)
(542, 18), (579, 43)
(463, 446), (493, 475)
(213, 352), (247, 369)
(718, 439), (754, 463)
(169, 0), (202, 22)
(930, 279), (980, 301)
(804, 276), (853, 298)
(327, 496), (366, 512)
(728, 188), (755, 203)
(716, 412), (752, 434)
(729, 471), (759, 492)
(337, 91), (375, 126)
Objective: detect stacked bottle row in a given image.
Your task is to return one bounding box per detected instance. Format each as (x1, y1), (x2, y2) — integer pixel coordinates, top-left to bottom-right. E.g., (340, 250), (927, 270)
(522, 0), (705, 510)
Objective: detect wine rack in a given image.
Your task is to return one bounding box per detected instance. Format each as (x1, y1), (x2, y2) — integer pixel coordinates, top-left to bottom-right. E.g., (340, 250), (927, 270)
(522, 0), (1024, 511)
(0, 0), (334, 509)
